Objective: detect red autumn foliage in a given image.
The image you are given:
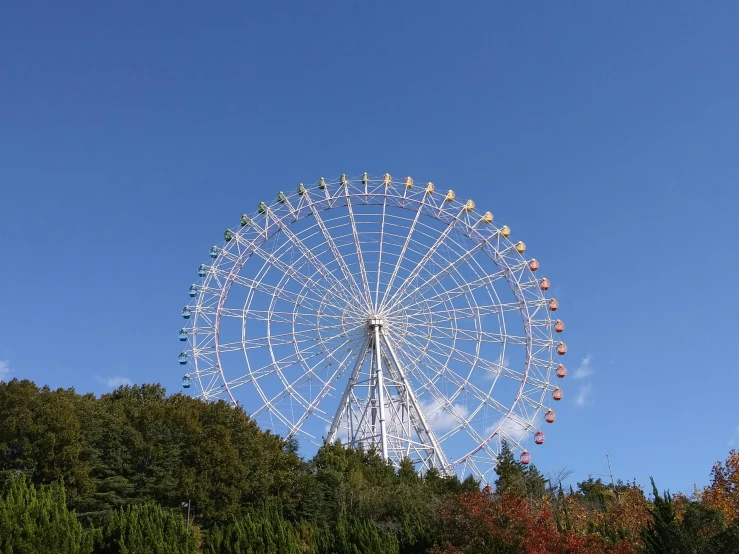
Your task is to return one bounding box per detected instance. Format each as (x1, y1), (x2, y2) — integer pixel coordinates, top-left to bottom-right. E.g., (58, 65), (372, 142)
(430, 491), (636, 554)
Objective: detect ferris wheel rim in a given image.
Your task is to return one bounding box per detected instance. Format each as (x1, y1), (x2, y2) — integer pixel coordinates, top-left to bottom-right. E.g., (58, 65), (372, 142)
(181, 173), (563, 476)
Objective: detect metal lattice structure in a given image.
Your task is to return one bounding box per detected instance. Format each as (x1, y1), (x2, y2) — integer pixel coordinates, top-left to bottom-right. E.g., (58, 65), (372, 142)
(178, 173), (566, 480)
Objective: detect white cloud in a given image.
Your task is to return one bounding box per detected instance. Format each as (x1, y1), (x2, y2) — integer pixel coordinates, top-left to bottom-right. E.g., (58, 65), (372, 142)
(573, 355), (593, 379)
(105, 376), (133, 388)
(485, 416), (529, 442)
(729, 426), (739, 447)
(423, 398), (469, 432)
(576, 383), (593, 406)
(0, 360), (10, 382)
(482, 357), (510, 380)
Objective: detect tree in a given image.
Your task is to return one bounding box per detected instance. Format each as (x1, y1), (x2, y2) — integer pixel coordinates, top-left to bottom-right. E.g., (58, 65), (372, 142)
(702, 449), (739, 524)
(0, 473), (96, 554)
(679, 500), (727, 551)
(430, 490), (635, 554)
(710, 517), (739, 554)
(328, 508), (400, 554)
(546, 467), (574, 493)
(641, 478), (690, 554)
(0, 380), (92, 504)
(494, 440), (526, 497)
(202, 502), (303, 554)
(96, 502), (197, 554)
(598, 481), (649, 549)
(398, 457), (419, 483)
(524, 464), (547, 501)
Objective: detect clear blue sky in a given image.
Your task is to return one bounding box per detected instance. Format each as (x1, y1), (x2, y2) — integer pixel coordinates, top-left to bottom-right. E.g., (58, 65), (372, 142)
(1, 2), (738, 495)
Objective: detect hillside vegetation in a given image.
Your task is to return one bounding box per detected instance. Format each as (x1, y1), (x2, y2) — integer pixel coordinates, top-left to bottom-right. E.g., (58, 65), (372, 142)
(1, 379), (737, 553)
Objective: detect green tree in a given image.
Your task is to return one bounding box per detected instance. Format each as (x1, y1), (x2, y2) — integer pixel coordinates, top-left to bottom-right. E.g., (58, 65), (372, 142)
(642, 477), (690, 554)
(576, 476), (617, 510)
(710, 517), (739, 554)
(398, 457), (419, 483)
(69, 383), (310, 526)
(327, 508), (400, 554)
(0, 380), (92, 504)
(0, 473), (96, 554)
(97, 502), (196, 554)
(202, 502), (303, 554)
(681, 500), (726, 547)
(523, 463), (547, 501)
(493, 440), (526, 497)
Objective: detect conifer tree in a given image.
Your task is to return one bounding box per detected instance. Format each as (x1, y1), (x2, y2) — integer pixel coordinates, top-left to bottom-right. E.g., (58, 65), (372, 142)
(201, 502), (303, 554)
(523, 463), (547, 501)
(493, 440), (526, 496)
(641, 477), (690, 554)
(0, 473), (95, 554)
(327, 508), (399, 554)
(398, 457), (418, 483)
(97, 502), (196, 554)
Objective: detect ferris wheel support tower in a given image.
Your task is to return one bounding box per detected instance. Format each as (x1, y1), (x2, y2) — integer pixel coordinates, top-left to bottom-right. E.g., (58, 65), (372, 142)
(327, 315), (450, 474)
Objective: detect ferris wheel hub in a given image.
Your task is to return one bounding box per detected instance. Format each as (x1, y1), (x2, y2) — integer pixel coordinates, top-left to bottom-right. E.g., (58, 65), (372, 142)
(366, 315), (386, 328)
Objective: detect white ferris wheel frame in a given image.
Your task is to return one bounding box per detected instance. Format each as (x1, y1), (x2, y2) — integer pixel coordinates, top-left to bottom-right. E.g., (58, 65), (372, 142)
(180, 173), (565, 480)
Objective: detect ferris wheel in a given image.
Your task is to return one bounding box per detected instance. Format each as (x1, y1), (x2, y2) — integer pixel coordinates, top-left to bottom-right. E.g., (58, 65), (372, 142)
(178, 173), (567, 480)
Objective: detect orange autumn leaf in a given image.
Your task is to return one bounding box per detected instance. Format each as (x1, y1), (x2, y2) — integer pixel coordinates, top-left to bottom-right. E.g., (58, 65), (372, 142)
(701, 449), (739, 523)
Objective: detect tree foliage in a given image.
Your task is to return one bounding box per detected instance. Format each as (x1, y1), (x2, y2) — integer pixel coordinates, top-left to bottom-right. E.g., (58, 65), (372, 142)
(702, 449), (739, 524)
(430, 491), (635, 554)
(0, 473), (96, 554)
(493, 440), (547, 501)
(1, 378), (739, 553)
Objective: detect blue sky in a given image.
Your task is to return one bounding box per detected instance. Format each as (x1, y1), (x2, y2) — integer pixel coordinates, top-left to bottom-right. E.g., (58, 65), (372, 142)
(1, 1), (738, 495)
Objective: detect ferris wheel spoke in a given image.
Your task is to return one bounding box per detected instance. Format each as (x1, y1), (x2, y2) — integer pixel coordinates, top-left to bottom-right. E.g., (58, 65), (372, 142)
(231, 310), (316, 325)
(380, 205), (464, 313)
(405, 334), (522, 384)
(342, 192), (373, 310)
(223, 338), (352, 415)
(213, 247), (241, 265)
(384, 240), (489, 313)
(400, 272), (522, 317)
(398, 268), (511, 315)
(415, 348), (523, 422)
(248, 246), (355, 309)
(199, 328), (346, 355)
(394, 348), (501, 462)
(226, 353), (307, 390)
(270, 219), (356, 299)
(379, 192), (427, 311)
(403, 324), (550, 348)
(252, 333), (360, 420)
(303, 191), (371, 309)
(232, 229), (347, 306)
(373, 185), (389, 310)
(402, 325), (498, 345)
(285, 338), (370, 439)
(405, 302), (523, 325)
(403, 330), (550, 391)
(212, 268), (346, 313)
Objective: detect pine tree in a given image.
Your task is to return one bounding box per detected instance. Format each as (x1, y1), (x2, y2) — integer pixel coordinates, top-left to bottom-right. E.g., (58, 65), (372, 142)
(398, 457), (418, 483)
(326, 508), (399, 554)
(641, 477), (690, 554)
(0, 473), (96, 554)
(97, 502), (196, 554)
(201, 502), (303, 554)
(493, 440), (526, 497)
(523, 463), (547, 501)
